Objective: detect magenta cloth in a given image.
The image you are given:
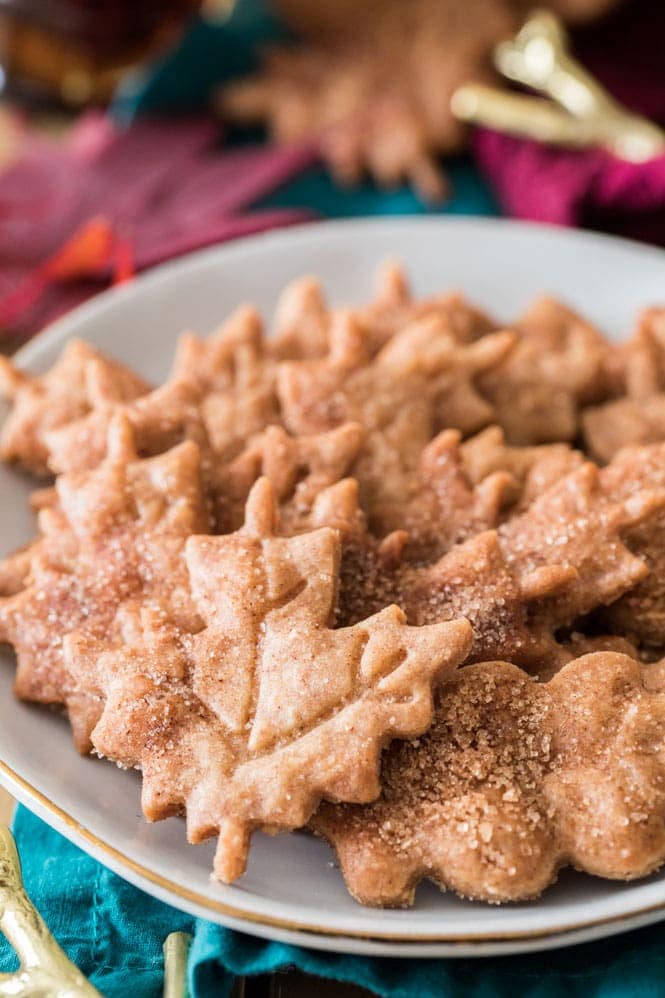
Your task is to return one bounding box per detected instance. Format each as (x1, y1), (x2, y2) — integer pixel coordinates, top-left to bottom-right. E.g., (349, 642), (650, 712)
(0, 114), (315, 338)
(473, 0), (665, 244)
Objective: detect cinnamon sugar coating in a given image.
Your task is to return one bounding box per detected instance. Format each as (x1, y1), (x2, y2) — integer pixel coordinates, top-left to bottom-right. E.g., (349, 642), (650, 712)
(220, 422), (363, 534)
(583, 309), (665, 462)
(460, 425), (585, 514)
(45, 376), (206, 476)
(65, 478), (473, 883)
(356, 261), (497, 356)
(0, 499), (75, 598)
(479, 297), (609, 445)
(3, 261), (665, 906)
(401, 530), (574, 669)
(173, 306), (280, 463)
(312, 653), (665, 906)
(278, 310), (515, 533)
(393, 429), (513, 561)
(271, 262), (496, 362)
(336, 452), (665, 672)
(45, 304), (278, 478)
(0, 416), (210, 750)
(498, 460), (665, 630)
(0, 341), (150, 475)
(37, 306), (364, 534)
(595, 443), (665, 647)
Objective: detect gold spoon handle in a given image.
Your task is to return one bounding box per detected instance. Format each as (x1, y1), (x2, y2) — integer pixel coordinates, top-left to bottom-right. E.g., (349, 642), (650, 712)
(452, 8), (665, 163)
(495, 9), (621, 120)
(163, 932), (192, 998)
(452, 84), (604, 148)
(0, 825), (102, 996)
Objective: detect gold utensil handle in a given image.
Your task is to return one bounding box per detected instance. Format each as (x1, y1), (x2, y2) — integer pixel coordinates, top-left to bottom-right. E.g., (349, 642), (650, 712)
(0, 824), (102, 996)
(0, 825), (195, 997)
(163, 931), (192, 998)
(452, 8), (665, 163)
(495, 9), (620, 120)
(452, 84), (602, 147)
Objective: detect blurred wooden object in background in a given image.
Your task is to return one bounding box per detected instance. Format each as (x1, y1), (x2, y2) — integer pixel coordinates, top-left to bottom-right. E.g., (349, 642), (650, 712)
(275, 0), (620, 36)
(220, 0), (624, 204)
(0, 0), (200, 106)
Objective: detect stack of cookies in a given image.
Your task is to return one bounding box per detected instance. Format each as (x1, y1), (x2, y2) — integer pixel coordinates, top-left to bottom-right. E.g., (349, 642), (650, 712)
(2, 263), (665, 906)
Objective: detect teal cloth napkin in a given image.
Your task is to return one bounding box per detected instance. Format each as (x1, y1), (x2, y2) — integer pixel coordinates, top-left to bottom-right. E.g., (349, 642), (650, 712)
(3, 807), (665, 997)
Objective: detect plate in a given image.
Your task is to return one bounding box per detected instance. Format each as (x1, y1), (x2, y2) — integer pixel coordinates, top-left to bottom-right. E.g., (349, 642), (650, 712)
(3, 217), (665, 958)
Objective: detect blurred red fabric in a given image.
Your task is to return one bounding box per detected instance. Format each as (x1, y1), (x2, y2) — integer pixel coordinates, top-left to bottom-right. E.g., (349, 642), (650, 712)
(0, 114), (314, 339)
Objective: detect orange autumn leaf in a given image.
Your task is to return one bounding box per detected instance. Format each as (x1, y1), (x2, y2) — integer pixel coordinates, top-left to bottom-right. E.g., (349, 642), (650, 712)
(46, 217), (115, 280)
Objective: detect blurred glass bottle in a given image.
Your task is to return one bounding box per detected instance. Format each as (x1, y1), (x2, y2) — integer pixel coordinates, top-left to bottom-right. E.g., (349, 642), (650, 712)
(0, 0), (207, 106)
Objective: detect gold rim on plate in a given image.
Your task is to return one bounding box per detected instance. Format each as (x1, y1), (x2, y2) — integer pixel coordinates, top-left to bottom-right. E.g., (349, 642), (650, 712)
(2, 757), (665, 946)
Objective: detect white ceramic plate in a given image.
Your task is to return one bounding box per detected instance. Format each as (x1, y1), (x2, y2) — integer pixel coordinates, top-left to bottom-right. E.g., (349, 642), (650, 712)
(3, 218), (665, 958)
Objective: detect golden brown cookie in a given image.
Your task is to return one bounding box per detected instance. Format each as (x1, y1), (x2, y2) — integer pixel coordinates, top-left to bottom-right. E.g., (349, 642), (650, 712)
(498, 460), (665, 630)
(45, 376), (206, 475)
(594, 442), (665, 647)
(0, 500), (75, 598)
(460, 424), (585, 513)
(583, 309), (665, 462)
(220, 422), (363, 534)
(312, 653), (665, 906)
(336, 452), (665, 671)
(401, 529), (574, 669)
(278, 310), (515, 533)
(355, 261), (497, 357)
(46, 304), (279, 478)
(65, 478), (473, 883)
(269, 275), (332, 360)
(0, 415), (210, 750)
(479, 297), (609, 445)
(390, 429), (513, 561)
(0, 341), (149, 475)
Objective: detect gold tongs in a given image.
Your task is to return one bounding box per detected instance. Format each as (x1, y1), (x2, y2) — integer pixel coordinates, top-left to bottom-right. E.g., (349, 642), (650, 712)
(451, 9), (665, 163)
(0, 824), (191, 997)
